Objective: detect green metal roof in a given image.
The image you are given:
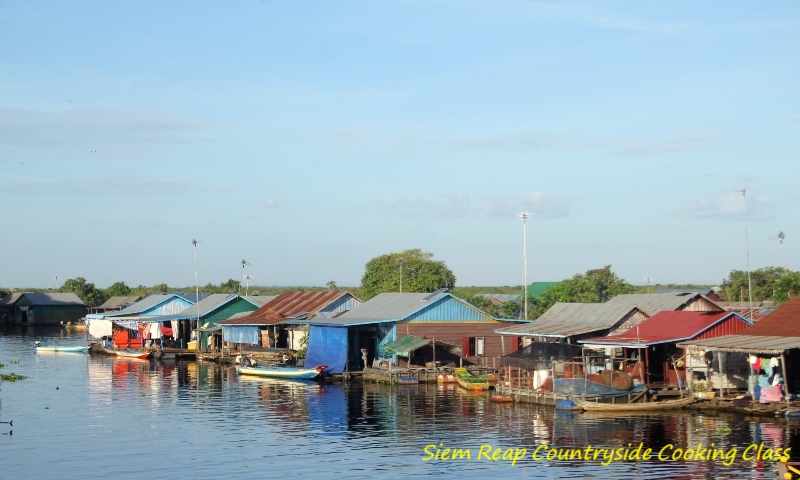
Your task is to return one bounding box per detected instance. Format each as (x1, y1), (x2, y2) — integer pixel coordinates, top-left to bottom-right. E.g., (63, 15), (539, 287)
(383, 335), (431, 356)
(526, 282), (559, 299)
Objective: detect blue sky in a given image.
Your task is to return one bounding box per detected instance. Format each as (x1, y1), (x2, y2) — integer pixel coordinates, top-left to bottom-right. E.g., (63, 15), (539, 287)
(2, 1), (798, 290)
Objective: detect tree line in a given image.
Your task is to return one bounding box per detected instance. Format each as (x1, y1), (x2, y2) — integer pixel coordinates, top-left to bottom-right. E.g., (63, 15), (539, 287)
(2, 248), (798, 317)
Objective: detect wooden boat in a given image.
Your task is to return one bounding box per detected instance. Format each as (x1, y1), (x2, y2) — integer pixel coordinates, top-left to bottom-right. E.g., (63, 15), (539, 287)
(99, 345), (151, 359)
(35, 345), (89, 353)
(489, 394), (514, 403)
(237, 365), (328, 380)
(454, 367), (491, 392)
(572, 395), (695, 412)
(115, 349), (152, 359)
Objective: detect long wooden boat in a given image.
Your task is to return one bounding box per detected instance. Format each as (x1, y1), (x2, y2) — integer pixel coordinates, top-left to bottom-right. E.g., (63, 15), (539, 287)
(99, 345), (152, 359)
(237, 365), (328, 380)
(35, 345), (89, 353)
(454, 367), (491, 392)
(572, 395), (695, 412)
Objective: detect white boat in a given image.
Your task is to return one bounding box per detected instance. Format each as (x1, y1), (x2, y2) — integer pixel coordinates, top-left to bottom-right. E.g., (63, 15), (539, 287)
(35, 345), (89, 353)
(237, 365), (328, 380)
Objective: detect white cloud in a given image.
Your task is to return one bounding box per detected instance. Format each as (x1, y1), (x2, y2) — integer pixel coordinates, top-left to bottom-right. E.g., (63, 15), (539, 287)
(676, 191), (775, 221)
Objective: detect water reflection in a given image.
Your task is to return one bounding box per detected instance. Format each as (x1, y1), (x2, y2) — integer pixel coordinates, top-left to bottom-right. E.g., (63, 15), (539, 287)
(1, 328), (797, 479)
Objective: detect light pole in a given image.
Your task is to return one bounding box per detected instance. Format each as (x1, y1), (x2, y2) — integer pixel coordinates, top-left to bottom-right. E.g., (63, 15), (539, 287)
(239, 259), (251, 295)
(397, 258), (406, 292)
(771, 231), (788, 274)
(192, 239), (200, 338)
(740, 190), (753, 321)
(516, 212), (531, 320)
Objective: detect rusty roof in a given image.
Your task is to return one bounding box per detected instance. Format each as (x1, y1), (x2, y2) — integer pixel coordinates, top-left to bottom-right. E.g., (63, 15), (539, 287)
(217, 290), (357, 325)
(728, 296), (800, 337)
(580, 311), (750, 347)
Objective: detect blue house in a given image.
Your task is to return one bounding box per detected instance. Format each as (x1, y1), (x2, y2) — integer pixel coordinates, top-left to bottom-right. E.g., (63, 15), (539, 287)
(292, 291), (528, 374)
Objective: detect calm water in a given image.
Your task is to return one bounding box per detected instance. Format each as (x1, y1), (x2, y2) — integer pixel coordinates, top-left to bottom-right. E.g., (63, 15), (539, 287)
(0, 327), (797, 479)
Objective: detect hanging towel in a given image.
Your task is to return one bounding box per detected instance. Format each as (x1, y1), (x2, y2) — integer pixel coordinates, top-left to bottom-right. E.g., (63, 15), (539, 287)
(770, 357), (779, 368)
(753, 357), (762, 372)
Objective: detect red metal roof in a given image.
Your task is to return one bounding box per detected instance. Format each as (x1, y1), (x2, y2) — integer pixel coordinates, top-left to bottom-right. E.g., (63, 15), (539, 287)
(580, 310), (750, 346)
(217, 291), (353, 325)
(733, 296), (800, 337)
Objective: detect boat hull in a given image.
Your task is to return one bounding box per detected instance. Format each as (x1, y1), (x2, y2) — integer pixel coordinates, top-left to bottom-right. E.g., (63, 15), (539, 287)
(572, 396), (695, 412)
(237, 365), (325, 380)
(454, 368), (491, 392)
(36, 346), (89, 353)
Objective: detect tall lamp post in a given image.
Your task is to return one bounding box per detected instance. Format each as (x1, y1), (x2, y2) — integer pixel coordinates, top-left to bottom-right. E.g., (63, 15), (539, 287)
(516, 212), (531, 320)
(192, 239), (200, 345)
(740, 190), (753, 321)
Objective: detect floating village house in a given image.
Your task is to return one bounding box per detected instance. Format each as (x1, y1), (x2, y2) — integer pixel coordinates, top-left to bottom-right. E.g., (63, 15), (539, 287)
(87, 293), (196, 348)
(0, 292), (85, 325)
(578, 310), (752, 387)
(294, 290), (529, 374)
(216, 290), (362, 352)
(678, 296), (800, 399)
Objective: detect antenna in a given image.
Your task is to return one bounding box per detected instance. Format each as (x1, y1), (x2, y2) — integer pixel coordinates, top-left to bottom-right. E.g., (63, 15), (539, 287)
(239, 259), (251, 295)
(770, 231), (788, 273)
(644, 277), (653, 294)
(243, 274), (254, 296)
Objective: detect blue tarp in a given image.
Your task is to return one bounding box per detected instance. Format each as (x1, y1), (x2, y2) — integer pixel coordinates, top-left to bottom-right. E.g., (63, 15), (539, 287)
(222, 325), (259, 345)
(305, 325), (348, 374)
(553, 378), (646, 397)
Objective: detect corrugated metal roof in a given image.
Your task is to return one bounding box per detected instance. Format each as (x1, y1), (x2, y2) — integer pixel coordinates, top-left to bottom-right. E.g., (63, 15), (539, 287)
(96, 296), (142, 309)
(142, 294), (240, 322)
(299, 292), (450, 326)
(677, 335), (800, 355)
(476, 294), (520, 304)
(0, 292), (24, 306)
(604, 292), (723, 316)
(218, 291), (358, 326)
(493, 302), (640, 337)
(105, 293), (188, 316)
(0, 292), (84, 306)
(728, 297), (800, 337)
(579, 311), (749, 347)
(242, 295), (276, 307)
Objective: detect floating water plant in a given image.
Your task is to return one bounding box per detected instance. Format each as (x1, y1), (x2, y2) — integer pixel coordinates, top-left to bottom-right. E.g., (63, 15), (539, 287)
(1, 373), (27, 382)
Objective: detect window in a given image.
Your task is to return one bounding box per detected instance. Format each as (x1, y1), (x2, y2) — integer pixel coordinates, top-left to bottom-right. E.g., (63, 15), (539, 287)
(462, 337), (486, 357)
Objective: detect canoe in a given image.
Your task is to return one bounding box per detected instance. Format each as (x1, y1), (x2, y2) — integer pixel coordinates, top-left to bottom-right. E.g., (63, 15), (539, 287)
(572, 395), (695, 412)
(115, 349), (152, 359)
(454, 367), (491, 392)
(100, 346), (151, 359)
(237, 365), (328, 380)
(36, 345), (89, 353)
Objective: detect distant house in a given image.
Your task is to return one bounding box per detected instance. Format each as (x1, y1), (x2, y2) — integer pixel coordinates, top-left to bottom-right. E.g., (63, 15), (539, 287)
(217, 291), (361, 351)
(526, 282), (559, 299)
(294, 291), (529, 374)
(579, 311), (752, 386)
(0, 292), (85, 325)
(86, 295), (143, 314)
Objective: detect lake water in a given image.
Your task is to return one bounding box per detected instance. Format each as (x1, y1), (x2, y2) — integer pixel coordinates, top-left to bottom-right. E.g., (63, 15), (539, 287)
(0, 326), (796, 479)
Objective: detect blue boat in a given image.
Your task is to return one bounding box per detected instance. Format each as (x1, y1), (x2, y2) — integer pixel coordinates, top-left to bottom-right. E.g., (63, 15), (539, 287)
(35, 345), (89, 353)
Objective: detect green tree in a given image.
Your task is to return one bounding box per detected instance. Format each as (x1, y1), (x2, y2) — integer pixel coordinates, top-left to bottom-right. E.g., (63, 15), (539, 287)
(360, 249), (456, 300)
(774, 271), (800, 305)
(459, 294), (521, 319)
(529, 265), (635, 319)
(105, 281), (131, 297)
(60, 277), (106, 306)
(720, 267), (788, 302)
